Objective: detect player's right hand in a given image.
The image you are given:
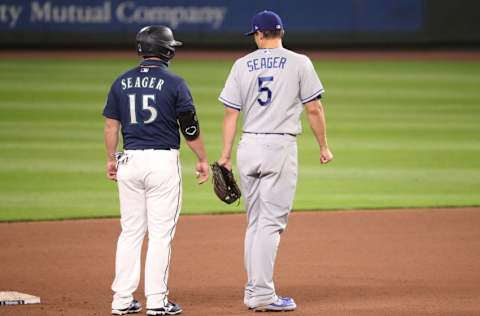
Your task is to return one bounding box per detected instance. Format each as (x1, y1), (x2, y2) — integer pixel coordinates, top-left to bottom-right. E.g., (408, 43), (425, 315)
(106, 160), (118, 181)
(196, 161), (209, 184)
(320, 147), (333, 164)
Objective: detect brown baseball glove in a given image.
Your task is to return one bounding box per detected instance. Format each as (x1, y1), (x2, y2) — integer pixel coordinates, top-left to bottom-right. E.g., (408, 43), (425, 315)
(211, 162), (241, 204)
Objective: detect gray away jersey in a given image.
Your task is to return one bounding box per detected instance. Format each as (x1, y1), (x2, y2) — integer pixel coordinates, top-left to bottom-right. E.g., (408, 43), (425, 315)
(219, 47), (324, 135)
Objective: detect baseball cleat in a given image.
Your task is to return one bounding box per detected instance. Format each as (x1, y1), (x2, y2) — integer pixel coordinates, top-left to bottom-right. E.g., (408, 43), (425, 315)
(112, 299), (142, 315)
(253, 296), (296, 312)
(147, 301), (183, 315)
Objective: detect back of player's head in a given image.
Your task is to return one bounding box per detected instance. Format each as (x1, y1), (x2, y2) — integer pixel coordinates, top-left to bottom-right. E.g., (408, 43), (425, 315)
(136, 25), (183, 61)
(260, 29), (285, 39)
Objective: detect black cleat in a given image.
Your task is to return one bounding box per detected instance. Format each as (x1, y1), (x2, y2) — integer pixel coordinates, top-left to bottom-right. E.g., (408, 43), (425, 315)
(147, 301), (182, 315)
(112, 299), (142, 315)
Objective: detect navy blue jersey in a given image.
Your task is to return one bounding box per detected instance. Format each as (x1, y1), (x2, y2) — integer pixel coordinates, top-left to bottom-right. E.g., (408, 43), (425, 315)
(103, 59), (195, 150)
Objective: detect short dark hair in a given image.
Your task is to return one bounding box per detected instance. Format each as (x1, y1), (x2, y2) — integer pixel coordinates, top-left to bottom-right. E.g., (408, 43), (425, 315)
(261, 29), (284, 39)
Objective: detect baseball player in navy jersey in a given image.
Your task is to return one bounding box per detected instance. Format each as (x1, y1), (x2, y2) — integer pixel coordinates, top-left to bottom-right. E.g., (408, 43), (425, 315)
(218, 11), (333, 312)
(103, 25), (208, 316)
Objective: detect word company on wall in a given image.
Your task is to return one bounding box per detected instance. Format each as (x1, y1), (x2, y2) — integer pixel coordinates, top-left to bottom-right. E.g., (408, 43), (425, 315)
(1, 1), (227, 29)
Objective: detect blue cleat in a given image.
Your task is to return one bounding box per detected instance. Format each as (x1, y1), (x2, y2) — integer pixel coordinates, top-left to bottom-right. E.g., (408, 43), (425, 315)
(253, 296), (296, 312)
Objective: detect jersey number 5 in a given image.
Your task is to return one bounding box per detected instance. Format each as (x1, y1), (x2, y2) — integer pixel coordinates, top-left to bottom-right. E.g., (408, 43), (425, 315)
(257, 76), (274, 106)
(128, 94), (158, 124)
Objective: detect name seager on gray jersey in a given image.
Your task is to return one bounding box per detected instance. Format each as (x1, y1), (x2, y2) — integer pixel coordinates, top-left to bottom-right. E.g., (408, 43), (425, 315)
(219, 47), (324, 135)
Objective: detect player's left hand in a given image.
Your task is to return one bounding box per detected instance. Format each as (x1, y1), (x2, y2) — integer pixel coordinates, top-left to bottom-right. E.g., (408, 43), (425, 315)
(196, 161), (209, 184)
(217, 157), (232, 171)
(106, 160), (117, 181)
(320, 147), (333, 164)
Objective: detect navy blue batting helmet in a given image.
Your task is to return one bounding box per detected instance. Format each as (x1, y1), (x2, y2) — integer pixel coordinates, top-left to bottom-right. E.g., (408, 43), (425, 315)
(136, 25), (183, 61)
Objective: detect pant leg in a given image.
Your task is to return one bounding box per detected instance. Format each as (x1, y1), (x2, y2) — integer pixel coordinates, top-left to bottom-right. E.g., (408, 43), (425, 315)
(237, 139), (262, 305)
(144, 150), (182, 309)
(246, 136), (298, 308)
(243, 181), (261, 305)
(112, 153), (148, 310)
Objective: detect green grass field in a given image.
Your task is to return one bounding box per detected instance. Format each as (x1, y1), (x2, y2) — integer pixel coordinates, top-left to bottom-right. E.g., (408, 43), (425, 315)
(0, 57), (479, 221)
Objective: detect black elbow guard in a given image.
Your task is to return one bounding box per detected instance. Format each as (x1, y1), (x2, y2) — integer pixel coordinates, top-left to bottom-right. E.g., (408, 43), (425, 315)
(178, 110), (200, 141)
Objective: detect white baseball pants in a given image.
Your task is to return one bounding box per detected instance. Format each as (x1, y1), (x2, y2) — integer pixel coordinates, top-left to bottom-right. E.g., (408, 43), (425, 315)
(237, 133), (298, 308)
(111, 149), (182, 310)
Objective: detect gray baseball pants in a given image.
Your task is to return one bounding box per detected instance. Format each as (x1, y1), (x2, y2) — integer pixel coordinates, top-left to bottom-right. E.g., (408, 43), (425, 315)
(237, 133), (298, 308)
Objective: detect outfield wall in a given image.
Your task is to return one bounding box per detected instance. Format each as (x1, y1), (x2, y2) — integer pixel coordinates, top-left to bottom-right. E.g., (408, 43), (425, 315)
(0, 0), (479, 49)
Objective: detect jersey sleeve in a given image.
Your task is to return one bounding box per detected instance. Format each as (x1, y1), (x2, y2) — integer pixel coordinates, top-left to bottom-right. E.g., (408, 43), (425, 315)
(176, 79), (195, 115)
(299, 56), (325, 104)
(218, 61), (242, 111)
(102, 82), (121, 120)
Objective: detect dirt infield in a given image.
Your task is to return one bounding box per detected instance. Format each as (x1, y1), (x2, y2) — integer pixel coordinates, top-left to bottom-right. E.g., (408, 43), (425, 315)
(1, 208), (480, 316)
(1, 50), (480, 61)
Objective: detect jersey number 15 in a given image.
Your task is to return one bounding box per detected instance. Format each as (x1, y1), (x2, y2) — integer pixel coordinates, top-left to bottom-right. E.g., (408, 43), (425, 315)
(128, 94), (158, 124)
(257, 76), (273, 106)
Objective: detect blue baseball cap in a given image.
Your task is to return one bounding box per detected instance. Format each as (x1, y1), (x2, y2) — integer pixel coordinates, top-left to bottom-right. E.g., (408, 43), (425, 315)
(245, 10), (284, 36)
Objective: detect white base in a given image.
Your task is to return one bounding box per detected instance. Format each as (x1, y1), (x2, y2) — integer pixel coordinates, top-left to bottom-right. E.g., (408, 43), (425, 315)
(0, 291), (41, 305)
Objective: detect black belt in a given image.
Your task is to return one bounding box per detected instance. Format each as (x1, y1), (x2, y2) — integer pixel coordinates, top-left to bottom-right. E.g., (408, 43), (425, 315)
(125, 147), (172, 151)
(243, 132), (296, 137)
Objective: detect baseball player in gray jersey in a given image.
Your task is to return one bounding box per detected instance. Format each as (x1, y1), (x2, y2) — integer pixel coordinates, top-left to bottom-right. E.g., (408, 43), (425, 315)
(217, 10), (333, 312)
